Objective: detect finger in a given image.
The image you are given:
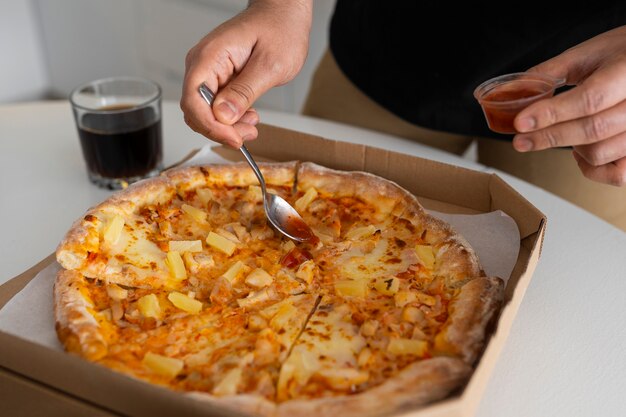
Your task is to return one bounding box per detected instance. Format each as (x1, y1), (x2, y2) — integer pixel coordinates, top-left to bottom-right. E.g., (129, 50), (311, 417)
(513, 98), (626, 151)
(181, 72), (243, 148)
(233, 121), (259, 143)
(516, 61), (626, 132)
(573, 132), (626, 166)
(239, 108), (260, 126)
(212, 53), (278, 125)
(572, 151), (626, 186)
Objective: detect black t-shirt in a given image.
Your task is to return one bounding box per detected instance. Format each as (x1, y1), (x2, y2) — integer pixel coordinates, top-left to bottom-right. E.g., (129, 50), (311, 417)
(329, 1), (626, 139)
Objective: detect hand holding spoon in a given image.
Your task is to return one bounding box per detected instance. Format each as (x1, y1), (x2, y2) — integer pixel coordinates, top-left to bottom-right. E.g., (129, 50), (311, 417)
(198, 83), (316, 243)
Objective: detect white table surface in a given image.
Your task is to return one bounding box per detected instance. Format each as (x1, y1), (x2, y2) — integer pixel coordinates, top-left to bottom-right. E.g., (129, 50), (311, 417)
(1, 100), (625, 416)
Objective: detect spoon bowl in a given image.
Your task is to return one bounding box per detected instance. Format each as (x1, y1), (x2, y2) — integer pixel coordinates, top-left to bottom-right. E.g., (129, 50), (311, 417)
(198, 83), (316, 243)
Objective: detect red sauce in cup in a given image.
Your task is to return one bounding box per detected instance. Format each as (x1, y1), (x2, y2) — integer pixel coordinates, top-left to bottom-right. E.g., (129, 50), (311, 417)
(474, 72), (565, 134)
(481, 86), (548, 133)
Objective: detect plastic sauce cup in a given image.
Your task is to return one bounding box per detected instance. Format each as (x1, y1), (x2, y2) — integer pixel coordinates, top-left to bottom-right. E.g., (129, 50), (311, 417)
(474, 72), (566, 134)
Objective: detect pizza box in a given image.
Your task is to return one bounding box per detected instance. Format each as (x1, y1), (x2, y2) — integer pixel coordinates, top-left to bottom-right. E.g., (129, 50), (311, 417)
(0, 123), (546, 417)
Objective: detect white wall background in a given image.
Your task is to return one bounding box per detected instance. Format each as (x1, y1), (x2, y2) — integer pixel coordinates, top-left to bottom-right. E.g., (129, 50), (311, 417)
(0, 1), (48, 102)
(0, 0), (335, 113)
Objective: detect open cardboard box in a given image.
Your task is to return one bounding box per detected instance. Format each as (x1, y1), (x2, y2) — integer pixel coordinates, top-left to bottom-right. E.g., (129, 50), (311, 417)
(0, 123), (546, 417)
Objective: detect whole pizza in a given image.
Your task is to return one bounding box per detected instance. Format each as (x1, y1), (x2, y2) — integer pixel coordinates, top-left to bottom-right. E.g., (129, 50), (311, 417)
(54, 161), (504, 417)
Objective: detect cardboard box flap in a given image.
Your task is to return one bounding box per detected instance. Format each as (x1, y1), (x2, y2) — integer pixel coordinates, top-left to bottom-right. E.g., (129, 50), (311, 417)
(488, 175), (546, 241)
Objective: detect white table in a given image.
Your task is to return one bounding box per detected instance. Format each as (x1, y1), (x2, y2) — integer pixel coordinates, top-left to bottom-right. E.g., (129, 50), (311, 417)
(1, 100), (625, 417)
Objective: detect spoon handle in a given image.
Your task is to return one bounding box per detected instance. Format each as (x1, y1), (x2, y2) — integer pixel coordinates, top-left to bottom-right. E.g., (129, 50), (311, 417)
(239, 144), (267, 193)
(198, 83), (215, 106)
(198, 83), (269, 194)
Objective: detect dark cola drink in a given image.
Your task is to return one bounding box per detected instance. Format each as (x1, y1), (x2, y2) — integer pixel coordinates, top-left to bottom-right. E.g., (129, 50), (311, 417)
(78, 104), (162, 181)
(70, 77), (163, 190)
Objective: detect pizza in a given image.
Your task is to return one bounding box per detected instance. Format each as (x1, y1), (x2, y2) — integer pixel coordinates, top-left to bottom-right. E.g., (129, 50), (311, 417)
(54, 161), (505, 417)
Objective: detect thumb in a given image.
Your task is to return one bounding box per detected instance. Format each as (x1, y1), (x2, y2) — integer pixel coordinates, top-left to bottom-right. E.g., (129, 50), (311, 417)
(212, 59), (273, 125)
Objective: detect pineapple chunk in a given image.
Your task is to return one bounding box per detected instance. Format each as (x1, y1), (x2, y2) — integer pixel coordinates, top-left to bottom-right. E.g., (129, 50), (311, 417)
(357, 347), (373, 368)
(295, 260), (316, 284)
(295, 187), (318, 212)
(360, 319), (379, 337)
(142, 352), (184, 378)
(394, 290), (418, 307)
(269, 302), (297, 331)
(222, 260), (247, 282)
(387, 338), (428, 357)
(345, 225), (377, 240)
(416, 244), (436, 270)
(103, 215), (125, 245)
(245, 268), (274, 288)
(106, 283), (128, 301)
(137, 294), (161, 319)
(402, 305), (425, 323)
(196, 188), (214, 206)
(282, 240), (296, 252)
(212, 368), (242, 396)
(245, 185), (263, 202)
(317, 368), (370, 390)
(206, 231), (237, 256)
(165, 251), (187, 281)
(168, 291), (202, 314)
(168, 240), (203, 253)
(181, 203), (207, 223)
(374, 277), (400, 295)
(335, 279), (369, 298)
(279, 349), (319, 391)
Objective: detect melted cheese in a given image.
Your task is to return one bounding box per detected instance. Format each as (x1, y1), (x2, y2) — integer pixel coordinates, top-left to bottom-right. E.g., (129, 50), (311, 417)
(277, 299), (366, 400)
(337, 238), (413, 280)
(99, 212), (168, 284)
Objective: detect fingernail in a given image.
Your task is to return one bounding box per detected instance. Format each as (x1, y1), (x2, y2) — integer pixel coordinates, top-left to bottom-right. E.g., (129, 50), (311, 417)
(514, 137), (533, 152)
(517, 116), (536, 132)
(215, 101), (237, 123)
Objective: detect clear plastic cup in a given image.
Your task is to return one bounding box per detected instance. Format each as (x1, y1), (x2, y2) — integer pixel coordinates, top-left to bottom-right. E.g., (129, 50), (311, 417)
(474, 72), (566, 134)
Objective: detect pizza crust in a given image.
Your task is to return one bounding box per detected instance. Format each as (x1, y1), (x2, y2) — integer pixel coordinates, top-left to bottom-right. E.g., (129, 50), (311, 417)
(187, 392), (277, 417)
(173, 161), (298, 189)
(434, 276), (505, 364)
(54, 269), (108, 361)
(276, 357), (471, 417)
(297, 162), (426, 218)
(189, 356), (471, 417)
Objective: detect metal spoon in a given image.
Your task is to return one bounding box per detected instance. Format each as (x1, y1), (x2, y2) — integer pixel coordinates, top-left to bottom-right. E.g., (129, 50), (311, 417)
(198, 83), (315, 243)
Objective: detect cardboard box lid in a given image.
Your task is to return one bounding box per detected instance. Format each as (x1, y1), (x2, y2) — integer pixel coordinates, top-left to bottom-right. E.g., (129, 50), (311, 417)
(0, 123), (546, 417)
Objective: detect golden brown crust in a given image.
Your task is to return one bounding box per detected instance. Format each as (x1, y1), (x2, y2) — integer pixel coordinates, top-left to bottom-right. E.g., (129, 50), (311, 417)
(53, 269), (108, 361)
(187, 393), (277, 417)
(297, 162), (425, 217)
(195, 161), (298, 188)
(434, 276), (505, 364)
(276, 357), (471, 417)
